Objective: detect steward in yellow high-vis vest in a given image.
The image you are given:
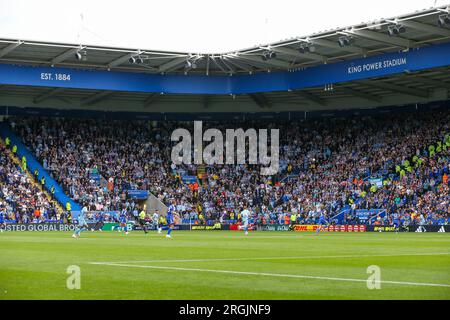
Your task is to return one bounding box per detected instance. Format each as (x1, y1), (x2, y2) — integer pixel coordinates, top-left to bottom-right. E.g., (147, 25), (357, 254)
(290, 213), (297, 225)
(21, 156), (27, 171)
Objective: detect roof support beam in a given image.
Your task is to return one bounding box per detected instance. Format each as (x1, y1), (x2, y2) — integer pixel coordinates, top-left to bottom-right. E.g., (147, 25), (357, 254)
(51, 47), (82, 65)
(248, 93), (271, 109)
(270, 46), (326, 63)
(219, 58), (236, 74)
(344, 29), (415, 48)
(225, 55), (268, 70)
(81, 90), (113, 106)
(409, 75), (450, 90)
(205, 55), (210, 76)
(400, 20), (450, 37)
(362, 80), (429, 98)
(158, 57), (188, 73)
(33, 88), (65, 104)
(292, 90), (327, 106)
(210, 56), (228, 74)
(142, 93), (162, 108)
(166, 63), (188, 73)
(223, 57), (254, 73)
(55, 97), (72, 104)
(107, 51), (140, 68)
(0, 40), (23, 58)
(238, 55), (291, 69)
(310, 38), (367, 55)
(337, 86), (382, 102)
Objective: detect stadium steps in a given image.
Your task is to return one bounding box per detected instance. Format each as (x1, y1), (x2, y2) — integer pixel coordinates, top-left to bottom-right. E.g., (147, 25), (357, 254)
(280, 173), (299, 183)
(0, 123), (81, 212)
(0, 137), (64, 214)
(331, 206), (350, 224)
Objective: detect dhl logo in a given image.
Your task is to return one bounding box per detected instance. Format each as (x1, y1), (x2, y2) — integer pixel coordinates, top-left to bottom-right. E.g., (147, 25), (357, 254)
(293, 225), (318, 231)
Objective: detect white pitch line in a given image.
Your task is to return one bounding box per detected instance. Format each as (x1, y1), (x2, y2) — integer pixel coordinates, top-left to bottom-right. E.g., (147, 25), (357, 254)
(88, 262), (450, 288)
(91, 252), (450, 265)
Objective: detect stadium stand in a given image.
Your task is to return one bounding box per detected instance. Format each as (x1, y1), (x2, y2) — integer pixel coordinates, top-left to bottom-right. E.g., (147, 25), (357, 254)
(3, 105), (449, 227)
(0, 5), (449, 228)
(0, 139), (61, 223)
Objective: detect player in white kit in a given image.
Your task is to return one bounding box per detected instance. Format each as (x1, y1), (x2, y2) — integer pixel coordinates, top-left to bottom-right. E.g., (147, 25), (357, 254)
(152, 210), (162, 233)
(241, 206), (250, 236)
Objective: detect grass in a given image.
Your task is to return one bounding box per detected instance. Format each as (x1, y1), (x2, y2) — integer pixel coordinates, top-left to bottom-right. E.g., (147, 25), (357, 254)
(0, 230), (449, 300)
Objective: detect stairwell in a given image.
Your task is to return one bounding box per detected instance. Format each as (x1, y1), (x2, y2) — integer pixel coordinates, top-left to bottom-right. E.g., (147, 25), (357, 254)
(0, 137), (65, 214)
(0, 122), (81, 212)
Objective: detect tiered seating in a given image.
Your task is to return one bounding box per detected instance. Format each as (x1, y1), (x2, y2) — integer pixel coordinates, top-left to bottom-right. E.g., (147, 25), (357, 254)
(6, 106), (450, 225)
(0, 140), (59, 223)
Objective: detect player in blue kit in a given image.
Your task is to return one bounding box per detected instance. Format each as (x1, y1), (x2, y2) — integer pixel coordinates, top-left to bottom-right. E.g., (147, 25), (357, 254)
(0, 211), (6, 233)
(316, 213), (328, 235)
(91, 212), (104, 232)
(166, 201), (176, 238)
(119, 211), (129, 235)
(392, 212), (400, 234)
(72, 204), (89, 238)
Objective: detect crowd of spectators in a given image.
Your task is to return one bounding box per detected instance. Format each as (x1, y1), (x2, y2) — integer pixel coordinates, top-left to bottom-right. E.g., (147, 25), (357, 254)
(5, 106), (450, 226)
(0, 142), (60, 223)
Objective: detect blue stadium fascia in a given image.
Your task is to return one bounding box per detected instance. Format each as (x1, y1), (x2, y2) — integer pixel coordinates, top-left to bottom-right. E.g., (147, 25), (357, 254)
(0, 41), (450, 94)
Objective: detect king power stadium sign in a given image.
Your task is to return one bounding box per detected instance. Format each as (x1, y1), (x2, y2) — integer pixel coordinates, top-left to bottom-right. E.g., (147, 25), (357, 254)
(347, 58), (407, 75)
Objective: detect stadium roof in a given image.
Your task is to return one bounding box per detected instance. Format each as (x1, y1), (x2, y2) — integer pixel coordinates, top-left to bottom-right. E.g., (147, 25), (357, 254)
(1, 5), (449, 76)
(0, 5), (450, 112)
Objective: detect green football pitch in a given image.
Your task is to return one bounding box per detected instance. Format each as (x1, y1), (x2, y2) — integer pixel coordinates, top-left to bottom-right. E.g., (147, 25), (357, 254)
(0, 230), (449, 300)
